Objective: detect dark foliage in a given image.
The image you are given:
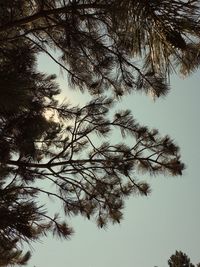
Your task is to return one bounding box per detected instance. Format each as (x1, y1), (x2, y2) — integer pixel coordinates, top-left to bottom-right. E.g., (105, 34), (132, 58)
(156, 251), (200, 267)
(0, 1), (200, 97)
(1, 0), (199, 266)
(168, 251), (198, 267)
(0, 39), (184, 265)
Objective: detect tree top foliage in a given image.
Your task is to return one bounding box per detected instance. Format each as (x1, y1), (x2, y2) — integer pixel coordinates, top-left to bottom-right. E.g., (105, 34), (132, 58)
(0, 38), (185, 264)
(156, 251), (200, 267)
(168, 251), (198, 267)
(1, 0), (199, 265)
(1, 0), (200, 97)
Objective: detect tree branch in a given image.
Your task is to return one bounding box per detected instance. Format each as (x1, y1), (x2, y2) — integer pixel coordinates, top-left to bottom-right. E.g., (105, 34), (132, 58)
(0, 3), (109, 33)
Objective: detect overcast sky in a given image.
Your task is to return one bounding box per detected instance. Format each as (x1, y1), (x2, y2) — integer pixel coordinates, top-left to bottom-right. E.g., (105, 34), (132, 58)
(30, 54), (200, 267)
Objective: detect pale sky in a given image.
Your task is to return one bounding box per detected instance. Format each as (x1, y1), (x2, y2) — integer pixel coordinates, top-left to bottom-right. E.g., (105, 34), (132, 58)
(29, 54), (200, 267)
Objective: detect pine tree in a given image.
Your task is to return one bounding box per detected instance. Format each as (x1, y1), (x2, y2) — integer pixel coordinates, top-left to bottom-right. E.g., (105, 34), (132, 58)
(1, 1), (200, 265)
(0, 184), (38, 267)
(0, 40), (66, 265)
(156, 251), (200, 267)
(1, 1), (200, 97)
(168, 251), (197, 267)
(0, 38), (184, 265)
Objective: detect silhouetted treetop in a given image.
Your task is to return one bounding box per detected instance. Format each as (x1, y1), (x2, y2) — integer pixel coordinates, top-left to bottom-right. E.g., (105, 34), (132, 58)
(168, 251), (197, 267)
(0, 1), (197, 266)
(0, 38), (185, 264)
(1, 0), (200, 97)
(156, 251), (200, 267)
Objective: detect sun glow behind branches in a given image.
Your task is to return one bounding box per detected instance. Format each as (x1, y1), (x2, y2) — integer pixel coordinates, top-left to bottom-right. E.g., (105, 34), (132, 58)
(43, 107), (60, 122)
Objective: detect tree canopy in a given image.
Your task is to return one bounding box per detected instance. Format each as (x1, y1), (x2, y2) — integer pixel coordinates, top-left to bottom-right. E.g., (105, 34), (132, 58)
(155, 251), (200, 267)
(167, 251), (199, 267)
(1, 0), (200, 265)
(1, 0), (200, 97)
(168, 251), (195, 267)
